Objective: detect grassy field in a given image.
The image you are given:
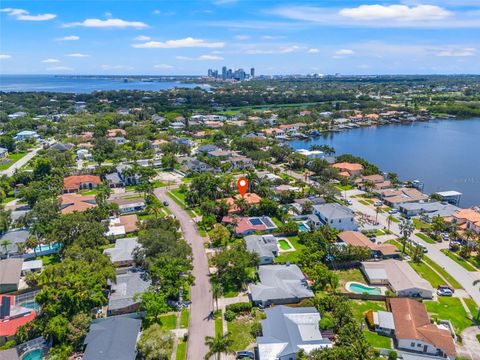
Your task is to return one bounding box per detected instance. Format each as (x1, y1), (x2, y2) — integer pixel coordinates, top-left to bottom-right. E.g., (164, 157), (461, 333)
(350, 299), (387, 324)
(275, 236), (305, 264)
(425, 297), (472, 334)
(422, 256), (462, 289)
(441, 249), (477, 272)
(413, 218), (431, 230)
(0, 152), (28, 170)
(215, 311), (223, 337)
(227, 312), (262, 351)
(416, 232), (436, 244)
(159, 314), (177, 330)
(464, 297), (479, 318)
(335, 184), (354, 191)
(409, 261), (445, 288)
(363, 330), (392, 349)
(176, 340), (187, 360)
(335, 268), (366, 288)
(180, 309), (189, 329)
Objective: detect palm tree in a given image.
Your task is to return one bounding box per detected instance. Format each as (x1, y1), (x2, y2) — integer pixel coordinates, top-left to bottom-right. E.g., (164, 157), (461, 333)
(25, 236), (40, 257)
(386, 215), (395, 232)
(211, 280), (223, 311)
(399, 219), (415, 255)
(374, 206), (381, 225)
(0, 239), (11, 256)
(204, 333), (234, 360)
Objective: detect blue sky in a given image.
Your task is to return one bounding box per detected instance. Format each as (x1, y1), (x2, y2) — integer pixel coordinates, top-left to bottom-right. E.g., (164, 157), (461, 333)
(1, 0), (479, 75)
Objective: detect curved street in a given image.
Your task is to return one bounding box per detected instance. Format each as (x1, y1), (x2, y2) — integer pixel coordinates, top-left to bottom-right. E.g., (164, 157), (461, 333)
(154, 186), (214, 360)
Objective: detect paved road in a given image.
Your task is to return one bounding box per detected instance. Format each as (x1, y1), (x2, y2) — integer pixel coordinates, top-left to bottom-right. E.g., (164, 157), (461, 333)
(457, 326), (480, 360)
(154, 186), (214, 360)
(0, 146), (43, 177)
(344, 189), (480, 307)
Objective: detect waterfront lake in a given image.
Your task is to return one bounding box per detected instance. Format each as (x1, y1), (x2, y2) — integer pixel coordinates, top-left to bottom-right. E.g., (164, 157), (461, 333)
(0, 75), (209, 93)
(290, 118), (480, 208)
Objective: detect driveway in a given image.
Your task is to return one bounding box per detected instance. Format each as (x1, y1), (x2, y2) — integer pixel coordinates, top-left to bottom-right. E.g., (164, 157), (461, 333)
(457, 326), (480, 360)
(344, 189), (480, 307)
(154, 186), (214, 360)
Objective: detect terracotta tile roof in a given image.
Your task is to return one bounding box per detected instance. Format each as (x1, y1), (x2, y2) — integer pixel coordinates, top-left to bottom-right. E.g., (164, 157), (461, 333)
(338, 231), (399, 256)
(107, 128), (126, 138)
(222, 216), (266, 234)
(223, 193), (262, 213)
(119, 215), (139, 233)
(63, 175), (101, 191)
(454, 209), (480, 225)
(388, 298), (456, 356)
(332, 162), (364, 172)
(0, 295), (37, 337)
(60, 193), (97, 214)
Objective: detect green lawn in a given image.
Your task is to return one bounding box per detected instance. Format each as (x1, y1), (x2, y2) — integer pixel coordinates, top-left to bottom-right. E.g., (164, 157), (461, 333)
(422, 256), (462, 289)
(335, 268), (366, 288)
(464, 298), (479, 318)
(425, 297), (473, 334)
(350, 299), (387, 324)
(336, 184), (354, 191)
(409, 261), (445, 288)
(413, 218), (431, 230)
(441, 249), (477, 271)
(215, 311), (223, 337)
(363, 330), (391, 349)
(176, 340), (187, 360)
(180, 309), (189, 329)
(271, 217), (283, 227)
(275, 236), (305, 264)
(278, 239), (292, 250)
(358, 200), (371, 206)
(159, 314), (177, 330)
(0, 152), (28, 170)
(227, 313), (262, 351)
(416, 232), (436, 244)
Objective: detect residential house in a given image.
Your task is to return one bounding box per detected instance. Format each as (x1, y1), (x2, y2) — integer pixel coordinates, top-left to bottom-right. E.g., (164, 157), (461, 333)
(367, 310), (395, 337)
(361, 260), (434, 298)
(376, 188), (429, 209)
(249, 264), (314, 306)
(337, 231), (400, 258)
(357, 174), (392, 191)
(222, 216), (277, 236)
(0, 259), (23, 293)
(0, 230), (29, 258)
(388, 298), (456, 359)
(228, 155), (254, 170)
(107, 128), (127, 138)
(63, 175), (101, 193)
(0, 148), (7, 160)
(257, 306), (332, 360)
(107, 270), (150, 316)
(311, 203), (358, 231)
(83, 315), (142, 360)
(114, 164), (141, 186)
(332, 162), (364, 177)
(223, 193), (262, 213)
(106, 215), (139, 237)
(59, 193), (97, 214)
(295, 149), (324, 159)
(49, 142), (73, 152)
(151, 139), (168, 152)
(399, 202), (460, 221)
(108, 198), (146, 214)
(179, 157), (213, 175)
(261, 128), (285, 137)
(452, 209), (480, 235)
(103, 237), (139, 267)
(433, 191), (462, 206)
(206, 149), (233, 159)
(197, 144), (219, 154)
(244, 235), (279, 265)
(0, 295), (37, 344)
(77, 148), (93, 160)
(14, 131), (38, 141)
(112, 136), (126, 145)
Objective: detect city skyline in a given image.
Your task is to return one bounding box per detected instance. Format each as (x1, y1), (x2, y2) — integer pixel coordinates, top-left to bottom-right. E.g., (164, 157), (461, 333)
(1, 0), (480, 75)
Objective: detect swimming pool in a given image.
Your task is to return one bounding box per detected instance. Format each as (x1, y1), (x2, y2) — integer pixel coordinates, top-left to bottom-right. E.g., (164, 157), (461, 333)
(34, 242), (61, 252)
(22, 349), (42, 360)
(347, 282), (382, 295)
(297, 221), (310, 232)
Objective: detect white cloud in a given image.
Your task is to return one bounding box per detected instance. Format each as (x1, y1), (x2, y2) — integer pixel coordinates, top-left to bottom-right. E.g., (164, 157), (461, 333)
(1, 8), (56, 21)
(333, 49), (355, 58)
(134, 35), (151, 41)
(132, 37), (225, 49)
(56, 35), (80, 41)
(339, 4), (451, 22)
(308, 48), (319, 53)
(105, 12), (112, 18)
(235, 35), (250, 40)
(176, 54), (224, 61)
(262, 35), (285, 40)
(101, 64), (134, 70)
(66, 53), (89, 58)
(0, 54), (12, 59)
(47, 66), (73, 71)
(436, 48), (478, 57)
(154, 64), (174, 69)
(241, 45), (302, 55)
(42, 58), (60, 63)
(153, 9), (161, 15)
(64, 18), (148, 28)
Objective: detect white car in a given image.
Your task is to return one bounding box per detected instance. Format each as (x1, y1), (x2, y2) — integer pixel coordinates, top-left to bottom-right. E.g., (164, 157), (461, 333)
(388, 209), (399, 214)
(374, 201), (383, 206)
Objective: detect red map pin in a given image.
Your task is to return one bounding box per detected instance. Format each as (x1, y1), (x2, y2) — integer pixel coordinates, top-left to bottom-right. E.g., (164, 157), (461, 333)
(237, 178), (249, 196)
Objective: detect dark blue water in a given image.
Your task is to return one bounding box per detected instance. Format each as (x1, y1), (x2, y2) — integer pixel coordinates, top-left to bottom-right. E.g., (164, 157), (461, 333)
(290, 119), (480, 208)
(0, 75), (209, 93)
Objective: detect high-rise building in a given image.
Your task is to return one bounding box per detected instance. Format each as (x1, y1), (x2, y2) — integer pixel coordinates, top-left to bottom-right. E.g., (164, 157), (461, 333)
(222, 66), (227, 80)
(250, 67), (255, 78)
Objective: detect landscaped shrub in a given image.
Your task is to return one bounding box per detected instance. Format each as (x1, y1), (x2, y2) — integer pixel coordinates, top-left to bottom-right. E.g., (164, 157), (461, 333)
(225, 302), (252, 314)
(224, 310), (236, 322)
(388, 351), (397, 360)
(250, 322), (262, 337)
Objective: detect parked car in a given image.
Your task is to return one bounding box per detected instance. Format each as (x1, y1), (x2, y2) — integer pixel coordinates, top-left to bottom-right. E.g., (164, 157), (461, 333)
(236, 351), (255, 359)
(418, 244), (428, 253)
(163, 201), (169, 206)
(345, 199), (353, 205)
(441, 233), (450, 241)
(437, 288), (453, 297)
(450, 240), (461, 247)
(388, 209), (399, 214)
(374, 201), (383, 206)
(437, 285), (455, 293)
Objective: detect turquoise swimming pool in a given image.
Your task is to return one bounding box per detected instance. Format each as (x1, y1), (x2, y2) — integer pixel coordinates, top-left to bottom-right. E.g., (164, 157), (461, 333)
(34, 242), (61, 252)
(22, 349), (42, 360)
(347, 282), (382, 295)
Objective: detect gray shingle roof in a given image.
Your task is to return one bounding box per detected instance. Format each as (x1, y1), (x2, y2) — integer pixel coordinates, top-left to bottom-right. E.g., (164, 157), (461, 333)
(104, 237), (139, 264)
(83, 315), (142, 360)
(244, 235), (278, 259)
(249, 264), (313, 304)
(0, 258), (23, 285)
(0, 230), (29, 255)
(108, 270), (150, 311)
(257, 306), (331, 359)
(313, 203), (354, 219)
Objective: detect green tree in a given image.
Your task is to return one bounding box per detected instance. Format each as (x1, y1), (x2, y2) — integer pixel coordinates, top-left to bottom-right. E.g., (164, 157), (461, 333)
(136, 290), (171, 324)
(204, 333), (234, 360)
(209, 223), (231, 247)
(137, 323), (174, 360)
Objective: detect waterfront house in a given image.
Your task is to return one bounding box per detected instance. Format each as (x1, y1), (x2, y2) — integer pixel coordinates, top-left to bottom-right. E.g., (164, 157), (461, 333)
(295, 148), (324, 159)
(399, 202), (460, 221)
(244, 235), (279, 265)
(0, 259), (23, 293)
(249, 264), (314, 306)
(83, 315), (142, 360)
(361, 260), (433, 298)
(452, 209), (480, 235)
(256, 306), (332, 360)
(107, 269), (150, 316)
(388, 298), (456, 359)
(434, 191), (462, 206)
(311, 203), (358, 231)
(59, 193), (97, 214)
(332, 162), (364, 177)
(63, 175), (101, 193)
(337, 231), (400, 259)
(376, 188), (429, 208)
